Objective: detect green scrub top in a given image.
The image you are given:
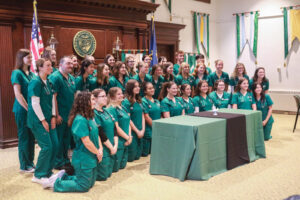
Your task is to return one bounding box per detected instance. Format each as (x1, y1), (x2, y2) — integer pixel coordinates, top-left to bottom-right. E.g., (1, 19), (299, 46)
(209, 91), (231, 109)
(175, 74), (195, 87)
(178, 97), (195, 114)
(49, 70), (76, 121)
(206, 67), (212, 75)
(173, 63), (180, 75)
(132, 74), (152, 97)
(11, 69), (35, 113)
(192, 95), (213, 111)
(229, 75), (249, 87)
(208, 71), (230, 87)
(249, 78), (269, 91)
(27, 76), (53, 129)
(160, 97), (184, 117)
(152, 76), (165, 99)
(122, 98), (143, 130)
(94, 109), (116, 157)
(108, 75), (129, 93)
(256, 94), (274, 124)
(71, 114), (99, 169)
(195, 74), (210, 86)
(52, 67), (58, 73)
(75, 75), (93, 91)
(231, 91), (256, 110)
(106, 105), (130, 148)
(89, 77), (110, 93)
(142, 97), (161, 137)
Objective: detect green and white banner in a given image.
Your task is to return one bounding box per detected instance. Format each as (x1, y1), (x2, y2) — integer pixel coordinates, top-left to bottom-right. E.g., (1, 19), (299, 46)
(236, 11), (259, 59)
(194, 12), (209, 59)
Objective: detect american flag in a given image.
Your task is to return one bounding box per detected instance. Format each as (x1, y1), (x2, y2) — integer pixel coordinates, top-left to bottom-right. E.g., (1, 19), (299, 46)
(30, 0), (44, 73)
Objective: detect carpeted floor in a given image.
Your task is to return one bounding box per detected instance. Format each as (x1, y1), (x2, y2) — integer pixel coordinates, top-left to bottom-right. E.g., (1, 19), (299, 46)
(1, 113), (300, 200)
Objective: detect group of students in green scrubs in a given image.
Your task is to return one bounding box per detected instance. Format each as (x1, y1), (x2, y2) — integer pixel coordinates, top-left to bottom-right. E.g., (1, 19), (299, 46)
(11, 48), (274, 193)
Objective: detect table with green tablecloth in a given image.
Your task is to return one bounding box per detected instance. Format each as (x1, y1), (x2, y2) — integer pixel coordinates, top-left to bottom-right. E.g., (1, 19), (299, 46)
(149, 109), (266, 181)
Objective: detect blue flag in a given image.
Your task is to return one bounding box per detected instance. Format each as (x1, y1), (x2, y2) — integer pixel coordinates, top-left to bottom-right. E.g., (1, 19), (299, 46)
(149, 16), (158, 67)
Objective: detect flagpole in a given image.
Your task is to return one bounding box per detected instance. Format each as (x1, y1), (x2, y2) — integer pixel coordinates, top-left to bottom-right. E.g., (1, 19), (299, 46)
(33, 0), (38, 24)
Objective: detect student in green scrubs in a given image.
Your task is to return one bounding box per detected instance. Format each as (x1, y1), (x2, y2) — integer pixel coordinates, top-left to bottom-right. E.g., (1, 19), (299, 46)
(209, 80), (231, 109)
(122, 80), (145, 161)
(162, 62), (175, 82)
(173, 50), (184, 75)
(253, 83), (274, 140)
(208, 59), (230, 91)
(159, 82), (185, 117)
(92, 89), (118, 181)
(178, 84), (195, 114)
(193, 80), (213, 112)
(11, 49), (35, 173)
(142, 54), (151, 68)
(141, 82), (161, 156)
(158, 56), (167, 65)
(193, 63), (210, 87)
(175, 62), (195, 91)
(195, 54), (212, 75)
(151, 64), (165, 99)
(104, 54), (115, 72)
(27, 58), (59, 185)
(108, 61), (129, 93)
(52, 91), (103, 192)
(132, 62), (152, 97)
(125, 56), (137, 78)
(75, 59), (95, 91)
(42, 47), (58, 73)
(232, 78), (257, 110)
(70, 55), (81, 77)
(249, 67), (269, 93)
(49, 56), (76, 172)
(106, 87), (132, 171)
(229, 63), (249, 92)
(90, 63), (110, 92)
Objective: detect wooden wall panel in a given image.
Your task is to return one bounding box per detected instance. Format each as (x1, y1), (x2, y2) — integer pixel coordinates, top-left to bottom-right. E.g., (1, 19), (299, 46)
(0, 25), (18, 148)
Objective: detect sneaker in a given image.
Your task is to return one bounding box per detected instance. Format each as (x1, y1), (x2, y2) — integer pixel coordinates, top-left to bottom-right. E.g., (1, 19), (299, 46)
(43, 170), (65, 189)
(20, 168), (35, 173)
(32, 176), (49, 185)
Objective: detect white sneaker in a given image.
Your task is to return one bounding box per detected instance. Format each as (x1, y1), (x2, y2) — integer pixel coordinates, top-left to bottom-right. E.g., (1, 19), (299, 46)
(43, 170), (65, 189)
(32, 176), (49, 185)
(20, 168), (35, 173)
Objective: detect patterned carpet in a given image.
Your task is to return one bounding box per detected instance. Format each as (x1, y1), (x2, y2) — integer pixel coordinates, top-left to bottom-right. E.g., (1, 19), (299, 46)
(1, 114), (300, 200)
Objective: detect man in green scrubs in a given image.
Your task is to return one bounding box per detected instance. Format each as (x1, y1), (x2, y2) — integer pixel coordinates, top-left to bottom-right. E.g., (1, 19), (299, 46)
(49, 56), (76, 171)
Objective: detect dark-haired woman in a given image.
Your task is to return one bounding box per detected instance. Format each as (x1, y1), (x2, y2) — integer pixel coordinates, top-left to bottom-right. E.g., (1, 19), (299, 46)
(162, 62), (175, 82)
(175, 62), (195, 90)
(42, 47), (57, 73)
(104, 54), (115, 71)
(106, 87), (132, 171)
(109, 61), (129, 93)
(11, 49), (35, 173)
(158, 56), (167, 65)
(249, 67), (269, 93)
(132, 62), (152, 97)
(70, 55), (80, 77)
(231, 78), (256, 110)
(92, 89), (118, 181)
(141, 82), (161, 156)
(253, 83), (274, 140)
(159, 82), (184, 118)
(193, 63), (210, 86)
(179, 84), (195, 114)
(75, 59), (94, 91)
(53, 91), (103, 192)
(122, 80), (145, 161)
(229, 63), (249, 92)
(209, 80), (231, 109)
(193, 80), (213, 112)
(90, 63), (110, 93)
(151, 64), (165, 99)
(27, 58), (59, 185)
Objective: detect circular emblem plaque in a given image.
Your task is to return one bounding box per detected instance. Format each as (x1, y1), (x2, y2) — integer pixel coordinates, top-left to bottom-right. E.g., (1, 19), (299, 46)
(73, 30), (96, 57)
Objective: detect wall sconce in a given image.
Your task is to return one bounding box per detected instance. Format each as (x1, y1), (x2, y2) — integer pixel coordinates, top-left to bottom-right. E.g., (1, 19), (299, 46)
(47, 33), (59, 50)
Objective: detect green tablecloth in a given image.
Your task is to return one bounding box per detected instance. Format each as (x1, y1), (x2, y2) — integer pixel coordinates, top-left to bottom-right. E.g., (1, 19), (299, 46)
(218, 109), (266, 161)
(150, 115), (227, 181)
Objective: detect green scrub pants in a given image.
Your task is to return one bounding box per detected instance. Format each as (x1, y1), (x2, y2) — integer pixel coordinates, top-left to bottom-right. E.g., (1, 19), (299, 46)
(96, 156), (113, 181)
(31, 121), (58, 178)
(127, 132), (143, 162)
(54, 167), (97, 193)
(14, 111), (35, 170)
(54, 121), (71, 168)
(142, 137), (151, 157)
(113, 147), (128, 172)
(264, 122), (273, 141)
